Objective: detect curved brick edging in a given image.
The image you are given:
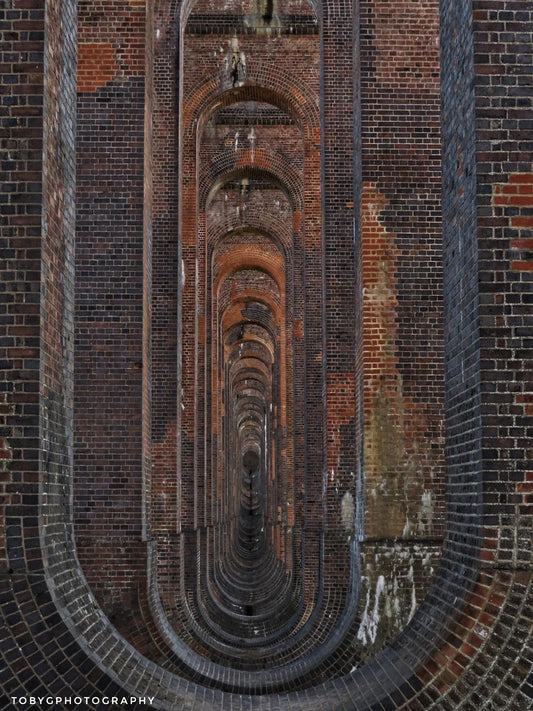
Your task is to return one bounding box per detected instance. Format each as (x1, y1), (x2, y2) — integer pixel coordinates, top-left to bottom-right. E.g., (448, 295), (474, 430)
(1, 0), (532, 709)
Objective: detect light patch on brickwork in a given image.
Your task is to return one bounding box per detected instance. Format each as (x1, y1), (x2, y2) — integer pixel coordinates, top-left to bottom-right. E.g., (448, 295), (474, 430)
(341, 491), (355, 535)
(357, 574), (386, 646)
(361, 181), (443, 540)
(355, 542), (441, 659)
(418, 489), (434, 534)
(0, 437), (12, 470)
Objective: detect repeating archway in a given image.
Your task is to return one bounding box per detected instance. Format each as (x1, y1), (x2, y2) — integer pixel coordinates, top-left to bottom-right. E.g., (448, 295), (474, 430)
(145, 0), (446, 688)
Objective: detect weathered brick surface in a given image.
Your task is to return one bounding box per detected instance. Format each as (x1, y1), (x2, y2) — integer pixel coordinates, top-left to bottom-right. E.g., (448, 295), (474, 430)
(0, 0), (531, 709)
(359, 0), (446, 543)
(0, 1), (44, 577)
(0, 1), (132, 707)
(74, 0), (147, 628)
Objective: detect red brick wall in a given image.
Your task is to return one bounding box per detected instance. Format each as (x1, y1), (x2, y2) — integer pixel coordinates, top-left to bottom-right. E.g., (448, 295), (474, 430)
(0, 0), (532, 707)
(74, 0), (147, 625)
(71, 0), (447, 677)
(359, 0), (445, 541)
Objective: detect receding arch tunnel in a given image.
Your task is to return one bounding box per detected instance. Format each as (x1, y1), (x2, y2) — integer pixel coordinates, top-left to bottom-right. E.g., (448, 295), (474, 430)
(64, 0), (529, 704)
(71, 0), (448, 689)
(2, 0), (529, 708)
(133, 0), (447, 686)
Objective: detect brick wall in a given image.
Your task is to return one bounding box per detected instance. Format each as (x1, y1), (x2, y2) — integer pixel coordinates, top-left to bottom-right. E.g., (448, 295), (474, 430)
(0, 0), (531, 708)
(0, 1), (44, 577)
(359, 0), (445, 540)
(0, 0), (133, 704)
(74, 0), (147, 629)
(352, 0), (446, 657)
(410, 1), (533, 707)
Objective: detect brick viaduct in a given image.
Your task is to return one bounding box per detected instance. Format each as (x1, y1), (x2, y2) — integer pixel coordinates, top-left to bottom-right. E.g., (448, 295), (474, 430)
(1, 0), (532, 709)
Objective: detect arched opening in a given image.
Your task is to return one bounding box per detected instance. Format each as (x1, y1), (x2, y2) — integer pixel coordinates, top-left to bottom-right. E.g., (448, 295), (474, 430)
(72, 0), (446, 695)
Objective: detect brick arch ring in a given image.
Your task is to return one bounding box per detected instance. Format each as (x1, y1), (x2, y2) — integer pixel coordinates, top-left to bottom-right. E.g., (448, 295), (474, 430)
(201, 161), (304, 214)
(40, 65), (499, 711)
(182, 75), (320, 145)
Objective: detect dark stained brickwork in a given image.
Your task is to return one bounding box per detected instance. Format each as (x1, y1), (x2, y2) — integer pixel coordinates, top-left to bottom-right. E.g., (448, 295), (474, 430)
(0, 0), (531, 709)
(0, 0), (131, 706)
(74, 0), (147, 636)
(0, 2), (44, 579)
(359, 0), (445, 543)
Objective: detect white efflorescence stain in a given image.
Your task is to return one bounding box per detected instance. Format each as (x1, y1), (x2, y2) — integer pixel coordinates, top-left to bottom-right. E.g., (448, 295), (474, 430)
(356, 575), (386, 646)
